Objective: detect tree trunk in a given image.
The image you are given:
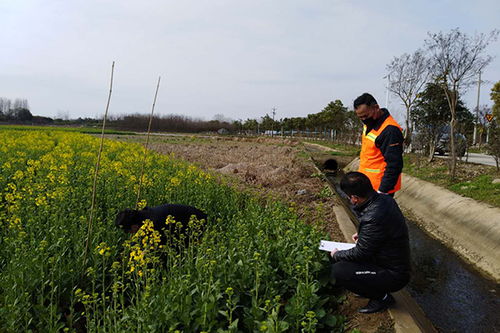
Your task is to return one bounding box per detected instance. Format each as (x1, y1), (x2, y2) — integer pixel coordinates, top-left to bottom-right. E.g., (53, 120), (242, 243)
(405, 106), (411, 141)
(449, 93), (458, 179)
(428, 137), (436, 162)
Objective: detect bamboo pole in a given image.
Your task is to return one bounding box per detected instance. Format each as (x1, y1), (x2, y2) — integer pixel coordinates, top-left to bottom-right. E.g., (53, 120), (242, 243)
(135, 76), (162, 209)
(83, 61), (115, 267)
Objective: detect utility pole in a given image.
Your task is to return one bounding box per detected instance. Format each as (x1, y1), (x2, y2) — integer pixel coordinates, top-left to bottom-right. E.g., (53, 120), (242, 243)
(271, 107), (277, 137)
(385, 74), (390, 108)
(473, 71), (482, 146)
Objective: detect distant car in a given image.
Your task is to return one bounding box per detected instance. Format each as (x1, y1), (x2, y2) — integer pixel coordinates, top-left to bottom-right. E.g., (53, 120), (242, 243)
(435, 127), (467, 157)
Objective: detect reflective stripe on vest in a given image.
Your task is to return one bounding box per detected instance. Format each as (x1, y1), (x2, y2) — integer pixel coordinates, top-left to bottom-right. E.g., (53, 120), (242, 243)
(358, 115), (402, 193)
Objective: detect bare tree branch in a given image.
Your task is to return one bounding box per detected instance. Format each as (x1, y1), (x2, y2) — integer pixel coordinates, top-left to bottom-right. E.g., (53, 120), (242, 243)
(425, 28), (498, 178)
(386, 49), (430, 144)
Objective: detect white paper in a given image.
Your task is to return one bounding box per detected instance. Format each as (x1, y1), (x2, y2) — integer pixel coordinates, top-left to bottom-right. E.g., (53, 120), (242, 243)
(319, 240), (355, 252)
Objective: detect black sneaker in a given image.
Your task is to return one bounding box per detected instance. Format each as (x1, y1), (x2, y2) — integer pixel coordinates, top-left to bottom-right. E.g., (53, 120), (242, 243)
(358, 294), (395, 314)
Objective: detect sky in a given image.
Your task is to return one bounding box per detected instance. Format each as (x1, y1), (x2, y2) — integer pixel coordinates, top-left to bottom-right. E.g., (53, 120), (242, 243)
(1, 0), (499, 124)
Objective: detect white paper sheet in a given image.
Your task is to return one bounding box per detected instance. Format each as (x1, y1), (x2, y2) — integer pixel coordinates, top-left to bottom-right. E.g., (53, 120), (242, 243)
(319, 240), (355, 252)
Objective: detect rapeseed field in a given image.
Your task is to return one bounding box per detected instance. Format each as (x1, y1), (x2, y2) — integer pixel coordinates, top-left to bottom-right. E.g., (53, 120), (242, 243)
(0, 130), (341, 332)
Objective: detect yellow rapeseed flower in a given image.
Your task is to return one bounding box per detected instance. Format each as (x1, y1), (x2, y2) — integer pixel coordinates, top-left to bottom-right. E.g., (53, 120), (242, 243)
(170, 177), (181, 187)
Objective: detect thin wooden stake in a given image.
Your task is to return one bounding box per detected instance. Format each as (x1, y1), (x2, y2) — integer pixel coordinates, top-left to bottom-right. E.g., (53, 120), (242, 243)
(83, 61), (115, 267)
(135, 76), (162, 209)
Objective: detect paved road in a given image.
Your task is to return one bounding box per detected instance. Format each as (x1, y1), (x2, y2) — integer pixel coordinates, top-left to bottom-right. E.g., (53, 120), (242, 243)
(466, 153), (498, 167)
(437, 152), (498, 167)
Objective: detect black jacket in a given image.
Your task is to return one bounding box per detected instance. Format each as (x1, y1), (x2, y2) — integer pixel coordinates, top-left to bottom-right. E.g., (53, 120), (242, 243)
(139, 204), (207, 230)
(333, 193), (411, 278)
(139, 204), (207, 246)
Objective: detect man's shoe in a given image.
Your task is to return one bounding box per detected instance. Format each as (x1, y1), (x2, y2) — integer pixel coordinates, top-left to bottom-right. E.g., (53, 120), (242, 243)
(358, 294), (395, 314)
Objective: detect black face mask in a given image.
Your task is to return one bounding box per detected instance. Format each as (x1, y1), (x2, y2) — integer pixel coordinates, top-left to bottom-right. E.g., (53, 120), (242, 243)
(362, 118), (376, 127)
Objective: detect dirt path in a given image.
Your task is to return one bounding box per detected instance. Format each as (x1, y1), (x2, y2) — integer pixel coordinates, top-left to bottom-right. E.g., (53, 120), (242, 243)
(112, 134), (394, 332)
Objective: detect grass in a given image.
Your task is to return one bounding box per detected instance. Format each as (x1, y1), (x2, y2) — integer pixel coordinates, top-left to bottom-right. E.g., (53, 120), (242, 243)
(303, 140), (360, 157)
(449, 175), (500, 205)
(403, 154), (500, 207)
(0, 124), (136, 135)
(467, 146), (489, 154)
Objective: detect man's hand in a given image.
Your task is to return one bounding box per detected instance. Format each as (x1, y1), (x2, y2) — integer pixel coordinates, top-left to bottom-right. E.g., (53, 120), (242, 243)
(330, 248), (339, 257)
(352, 233), (358, 243)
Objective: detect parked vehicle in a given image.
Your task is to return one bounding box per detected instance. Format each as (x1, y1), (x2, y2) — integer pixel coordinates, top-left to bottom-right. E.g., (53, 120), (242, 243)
(435, 126), (467, 157)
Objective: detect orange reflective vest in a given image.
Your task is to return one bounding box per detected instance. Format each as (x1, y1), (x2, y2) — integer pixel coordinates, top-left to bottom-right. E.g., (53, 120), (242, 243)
(359, 115), (402, 193)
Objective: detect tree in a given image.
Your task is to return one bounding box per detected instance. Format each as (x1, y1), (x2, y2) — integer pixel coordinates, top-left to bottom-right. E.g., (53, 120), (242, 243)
(232, 119), (243, 134)
(318, 100), (348, 133)
(305, 113), (321, 134)
(213, 113), (232, 123)
(488, 83), (500, 170)
(425, 28), (498, 178)
(0, 98), (12, 118)
(260, 114), (275, 132)
(491, 80), (500, 119)
(243, 118), (258, 133)
(343, 110), (363, 144)
(487, 120), (500, 171)
(281, 117), (291, 131)
(285, 117), (306, 133)
(412, 82), (471, 160)
(13, 98), (29, 110)
(13, 108), (33, 121)
(386, 50), (430, 144)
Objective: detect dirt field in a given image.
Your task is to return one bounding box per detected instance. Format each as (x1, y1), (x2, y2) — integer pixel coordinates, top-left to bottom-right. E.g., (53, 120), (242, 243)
(112, 134), (394, 333)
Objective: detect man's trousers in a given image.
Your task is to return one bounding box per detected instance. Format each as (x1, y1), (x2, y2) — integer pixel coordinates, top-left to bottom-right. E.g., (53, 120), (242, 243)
(331, 261), (409, 300)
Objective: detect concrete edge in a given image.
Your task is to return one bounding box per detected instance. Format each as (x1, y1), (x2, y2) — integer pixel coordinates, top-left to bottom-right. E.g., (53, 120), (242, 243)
(303, 142), (339, 152)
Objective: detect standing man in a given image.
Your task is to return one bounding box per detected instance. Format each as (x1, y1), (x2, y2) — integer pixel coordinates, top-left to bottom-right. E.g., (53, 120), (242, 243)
(330, 172), (411, 313)
(354, 93), (404, 195)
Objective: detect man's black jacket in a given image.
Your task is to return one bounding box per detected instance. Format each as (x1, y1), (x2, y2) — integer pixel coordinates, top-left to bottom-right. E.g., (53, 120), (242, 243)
(333, 193), (411, 278)
(139, 204), (207, 230)
(139, 204), (207, 246)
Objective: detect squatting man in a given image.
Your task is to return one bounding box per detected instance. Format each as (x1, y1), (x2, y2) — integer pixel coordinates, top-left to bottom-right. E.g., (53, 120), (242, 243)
(329, 172), (411, 314)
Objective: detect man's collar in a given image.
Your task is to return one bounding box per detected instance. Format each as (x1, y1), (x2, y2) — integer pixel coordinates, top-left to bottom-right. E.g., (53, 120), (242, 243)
(365, 108), (390, 134)
(353, 192), (378, 213)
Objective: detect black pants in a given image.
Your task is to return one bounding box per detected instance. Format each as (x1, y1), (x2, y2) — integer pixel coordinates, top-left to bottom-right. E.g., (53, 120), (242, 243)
(331, 261), (408, 300)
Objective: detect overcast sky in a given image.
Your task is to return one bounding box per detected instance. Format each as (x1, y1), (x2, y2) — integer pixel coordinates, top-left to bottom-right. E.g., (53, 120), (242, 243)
(1, 0), (499, 124)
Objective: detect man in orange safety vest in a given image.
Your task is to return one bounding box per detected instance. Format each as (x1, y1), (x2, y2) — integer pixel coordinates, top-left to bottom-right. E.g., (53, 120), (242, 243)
(353, 93), (404, 196)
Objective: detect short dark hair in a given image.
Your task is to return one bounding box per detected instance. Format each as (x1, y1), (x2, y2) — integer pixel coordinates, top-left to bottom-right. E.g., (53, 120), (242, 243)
(340, 171), (375, 198)
(115, 209), (142, 231)
(353, 93), (378, 109)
